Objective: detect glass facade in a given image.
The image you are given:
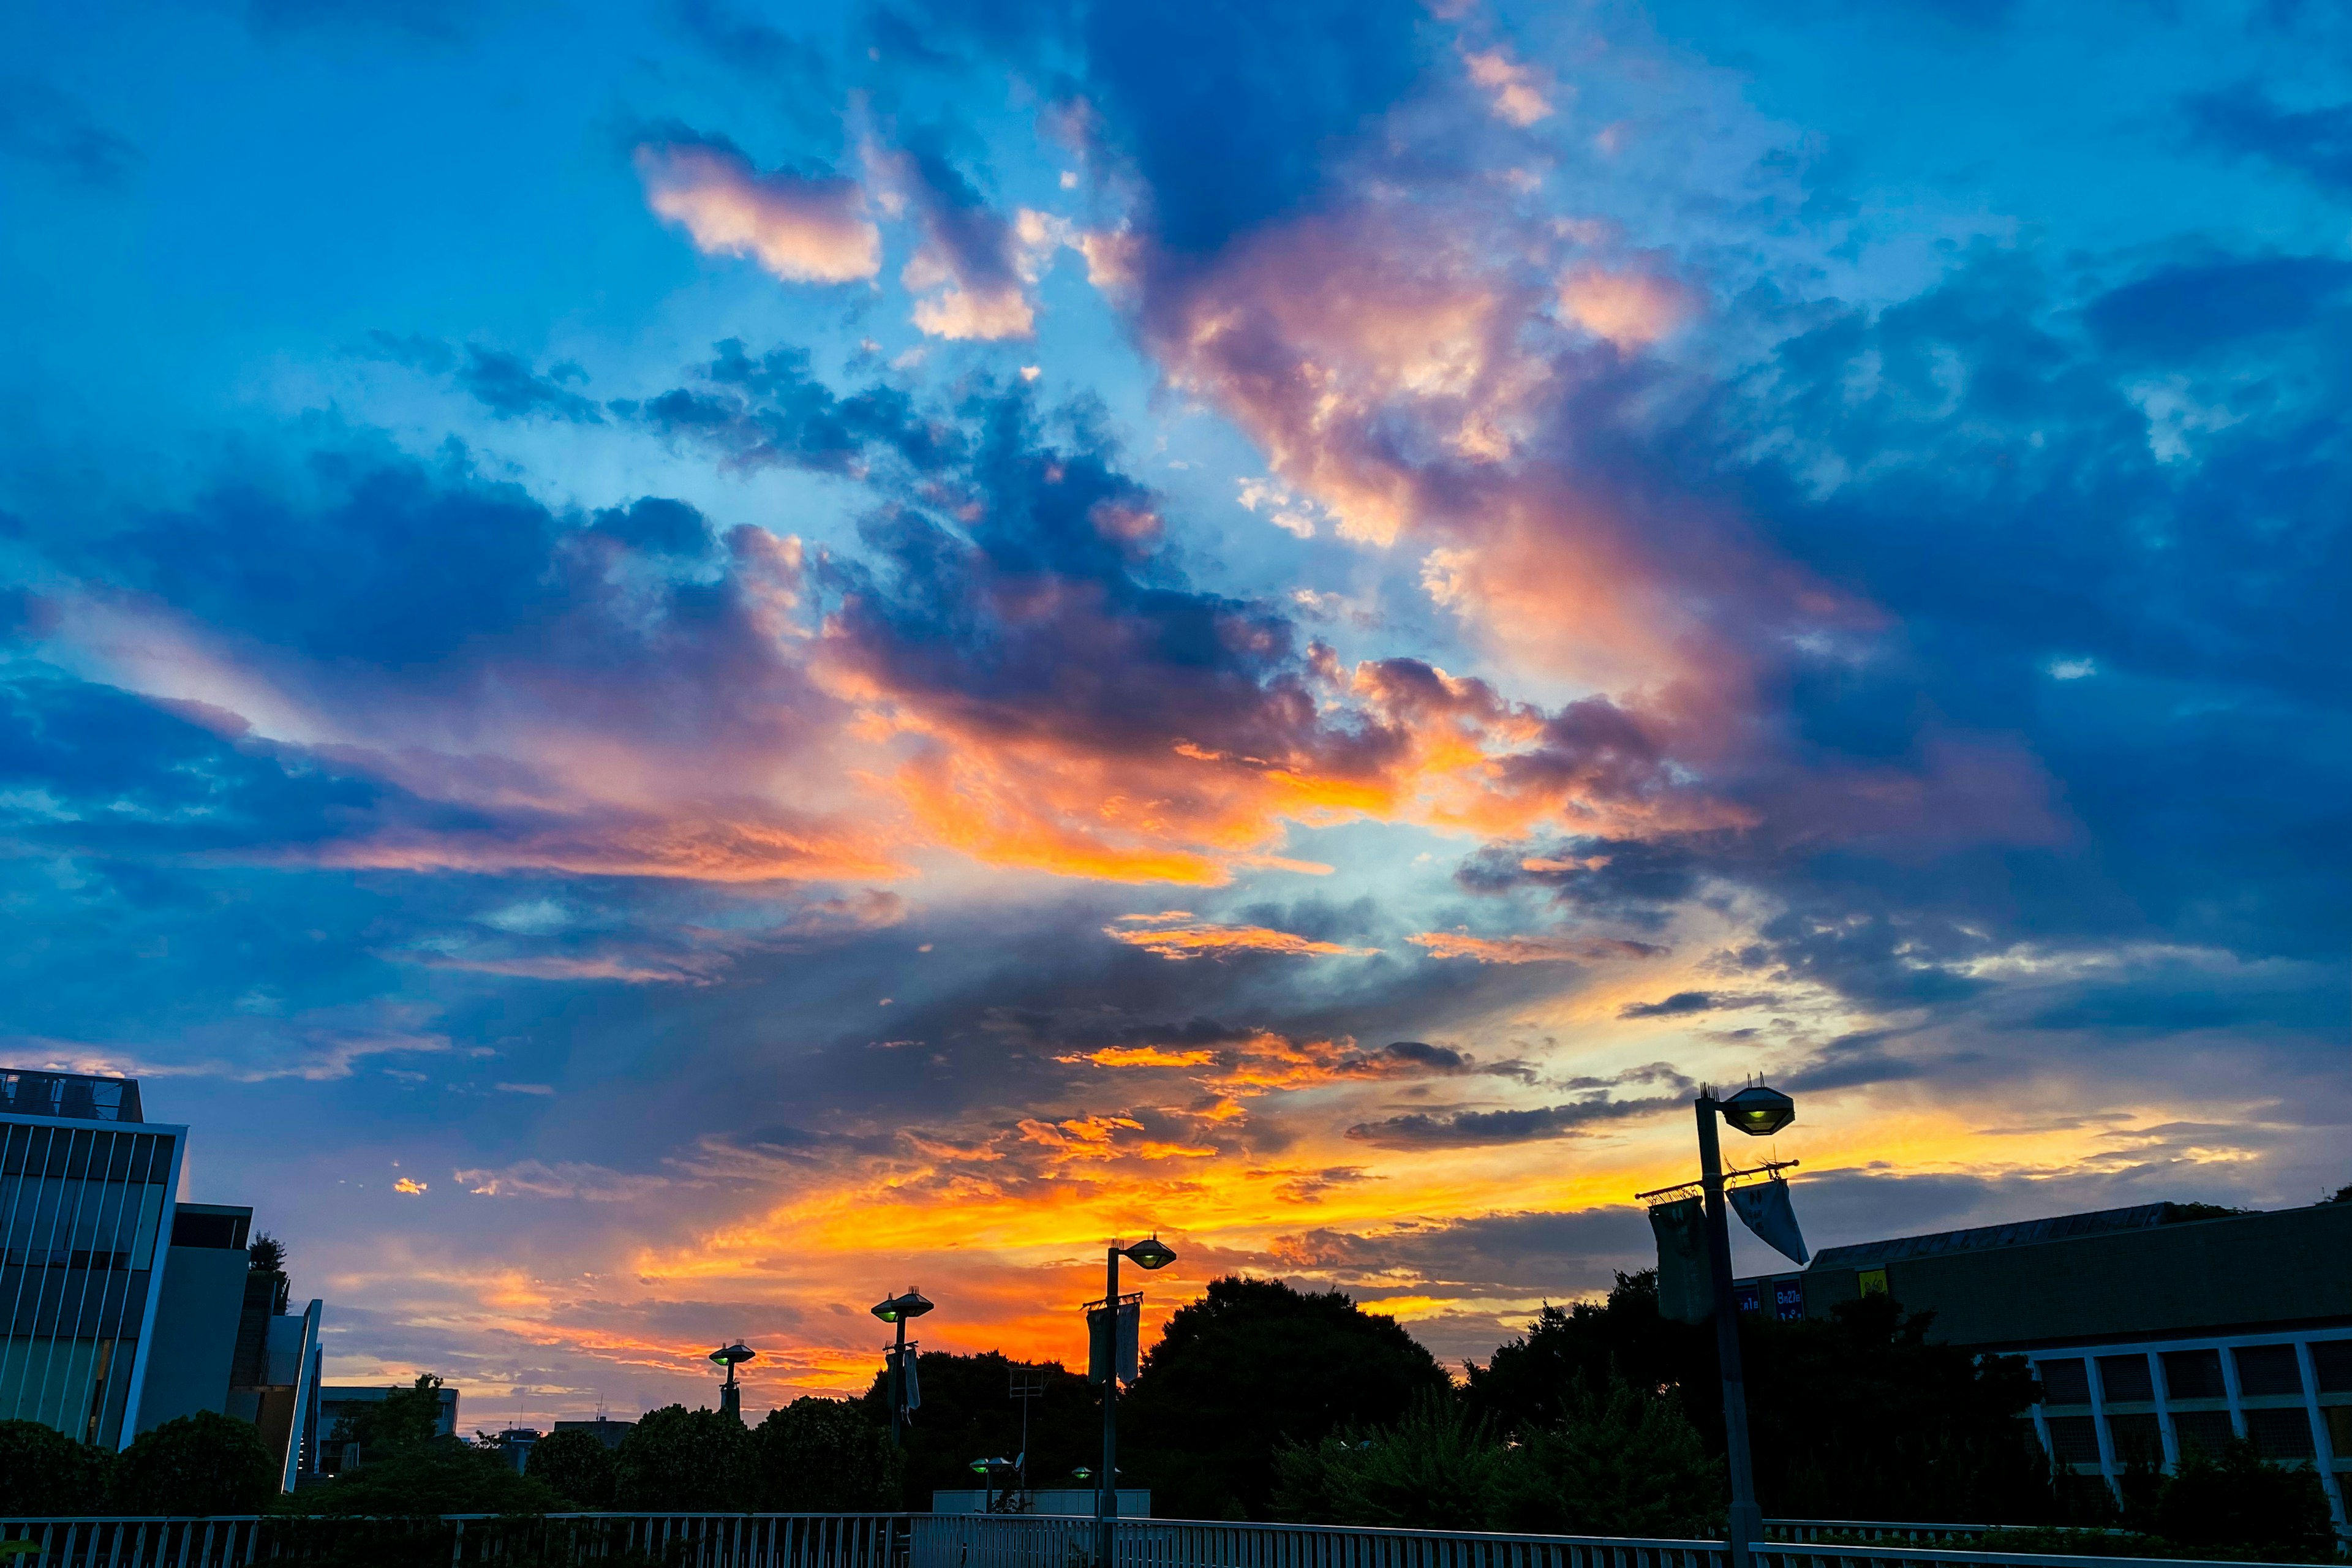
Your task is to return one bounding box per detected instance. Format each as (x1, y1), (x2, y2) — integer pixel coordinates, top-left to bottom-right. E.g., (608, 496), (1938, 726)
(0, 1115), (179, 1447)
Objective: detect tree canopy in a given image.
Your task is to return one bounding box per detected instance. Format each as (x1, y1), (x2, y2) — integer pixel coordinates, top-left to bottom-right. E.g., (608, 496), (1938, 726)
(524, 1428), (617, 1509)
(854, 1349), (1096, 1509)
(1466, 1270), (2056, 1523)
(611, 1404), (759, 1511)
(755, 1397), (901, 1510)
(1120, 1275), (1449, 1520)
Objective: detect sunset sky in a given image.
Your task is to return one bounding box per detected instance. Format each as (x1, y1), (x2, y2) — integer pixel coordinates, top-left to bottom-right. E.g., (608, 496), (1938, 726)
(4, 0), (2348, 1428)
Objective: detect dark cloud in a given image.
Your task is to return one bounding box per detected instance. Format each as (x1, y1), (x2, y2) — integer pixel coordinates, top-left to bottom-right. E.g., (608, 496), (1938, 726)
(630, 341), (952, 475)
(2185, 85), (2352, 194)
(1616, 990), (1778, 1019)
(669, 0), (825, 85)
(0, 78), (139, 189)
(2082, 256), (2352, 359)
(364, 334), (605, 423)
(1346, 1091), (1686, 1150)
(1076, 0), (1428, 255)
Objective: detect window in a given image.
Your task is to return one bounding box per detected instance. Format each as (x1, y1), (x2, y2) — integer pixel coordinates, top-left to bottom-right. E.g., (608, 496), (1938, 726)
(2233, 1344), (2304, 1398)
(2106, 1412), (2162, 1463)
(2038, 1358), (2090, 1405)
(2045, 1415), (2101, 1464)
(2243, 1408), (2315, 1461)
(2326, 1407), (2351, 1453)
(2162, 1348), (2226, 1400)
(2171, 1409), (2236, 1457)
(2097, 1354), (2154, 1402)
(2311, 1340), (2352, 1394)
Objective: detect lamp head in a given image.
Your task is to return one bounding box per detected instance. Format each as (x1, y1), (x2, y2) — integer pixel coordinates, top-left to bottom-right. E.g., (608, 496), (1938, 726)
(870, 1287), (935, 1323)
(1121, 1234), (1178, 1271)
(1719, 1084), (1796, 1137)
(709, 1341), (756, 1368)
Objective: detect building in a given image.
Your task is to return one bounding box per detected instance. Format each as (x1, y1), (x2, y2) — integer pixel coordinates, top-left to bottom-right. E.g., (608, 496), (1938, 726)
(552, 1415), (633, 1450)
(0, 1067), (323, 1490)
(1736, 1198), (2352, 1529)
(0, 1069), (176, 1448)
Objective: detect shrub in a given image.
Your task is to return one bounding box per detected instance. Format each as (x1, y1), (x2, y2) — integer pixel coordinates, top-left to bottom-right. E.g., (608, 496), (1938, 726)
(114, 1411), (279, 1515)
(0, 1419), (114, 1514)
(1493, 1379), (1723, 1537)
(1275, 1398), (1507, 1530)
(2151, 1437), (2337, 1562)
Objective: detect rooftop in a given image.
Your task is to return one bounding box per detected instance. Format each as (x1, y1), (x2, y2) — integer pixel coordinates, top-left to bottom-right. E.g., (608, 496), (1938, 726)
(1808, 1202), (2203, 1271)
(0, 1068), (144, 1123)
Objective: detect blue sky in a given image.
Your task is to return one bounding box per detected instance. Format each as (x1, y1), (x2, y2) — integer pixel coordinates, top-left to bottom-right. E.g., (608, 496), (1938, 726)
(2, 0), (2347, 1422)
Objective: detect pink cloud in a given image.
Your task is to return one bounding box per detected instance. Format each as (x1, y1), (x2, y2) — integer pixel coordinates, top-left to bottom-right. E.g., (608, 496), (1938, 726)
(636, 141), (879, 285)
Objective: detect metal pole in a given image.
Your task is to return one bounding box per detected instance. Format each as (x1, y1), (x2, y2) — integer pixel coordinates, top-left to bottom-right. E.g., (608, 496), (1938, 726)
(1698, 1095), (1761, 1568)
(890, 1314), (907, 1447)
(1098, 1245), (1120, 1565)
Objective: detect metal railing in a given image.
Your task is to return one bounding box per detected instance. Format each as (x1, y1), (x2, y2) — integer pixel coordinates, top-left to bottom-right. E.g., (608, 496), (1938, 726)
(0, 1513), (2316, 1568)
(0, 1511), (905, 1567)
(1762, 1525), (2001, 1546)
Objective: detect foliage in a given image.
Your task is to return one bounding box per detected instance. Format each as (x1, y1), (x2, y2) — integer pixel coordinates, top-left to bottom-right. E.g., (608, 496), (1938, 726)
(331, 1373), (450, 1460)
(2146, 1438), (2338, 1562)
(296, 1374), (562, 1517)
(1273, 1380), (1720, 1537)
(1466, 1272), (2055, 1524)
(755, 1397), (901, 1510)
(1120, 1276), (1449, 1520)
(524, 1428), (618, 1509)
(114, 1410), (280, 1515)
(1742, 1292), (2054, 1521)
(1274, 1397), (1509, 1530)
(287, 1435), (569, 1516)
(247, 1232), (286, 1274)
(0, 1418), (113, 1513)
(611, 1404), (759, 1511)
(1492, 1379), (1723, 1537)
(1464, 1273), (1704, 1438)
(854, 1349), (1096, 1509)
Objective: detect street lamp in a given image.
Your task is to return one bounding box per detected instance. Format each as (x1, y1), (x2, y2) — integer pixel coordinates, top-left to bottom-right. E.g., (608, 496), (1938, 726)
(709, 1341), (756, 1422)
(1697, 1085), (1795, 1568)
(1096, 1236), (1176, 1550)
(871, 1286), (934, 1447)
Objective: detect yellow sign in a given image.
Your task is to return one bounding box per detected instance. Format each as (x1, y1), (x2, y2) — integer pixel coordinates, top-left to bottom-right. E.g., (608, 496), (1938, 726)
(1858, 1267), (1888, 1296)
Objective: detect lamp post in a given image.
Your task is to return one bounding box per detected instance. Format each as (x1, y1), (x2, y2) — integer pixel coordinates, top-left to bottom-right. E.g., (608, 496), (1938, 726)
(709, 1341), (755, 1423)
(871, 1286), (934, 1447)
(1096, 1235), (1175, 1554)
(1697, 1085), (1795, 1568)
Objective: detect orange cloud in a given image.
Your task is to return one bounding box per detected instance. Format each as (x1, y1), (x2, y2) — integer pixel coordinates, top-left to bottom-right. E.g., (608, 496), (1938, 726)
(1105, 914), (1379, 961)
